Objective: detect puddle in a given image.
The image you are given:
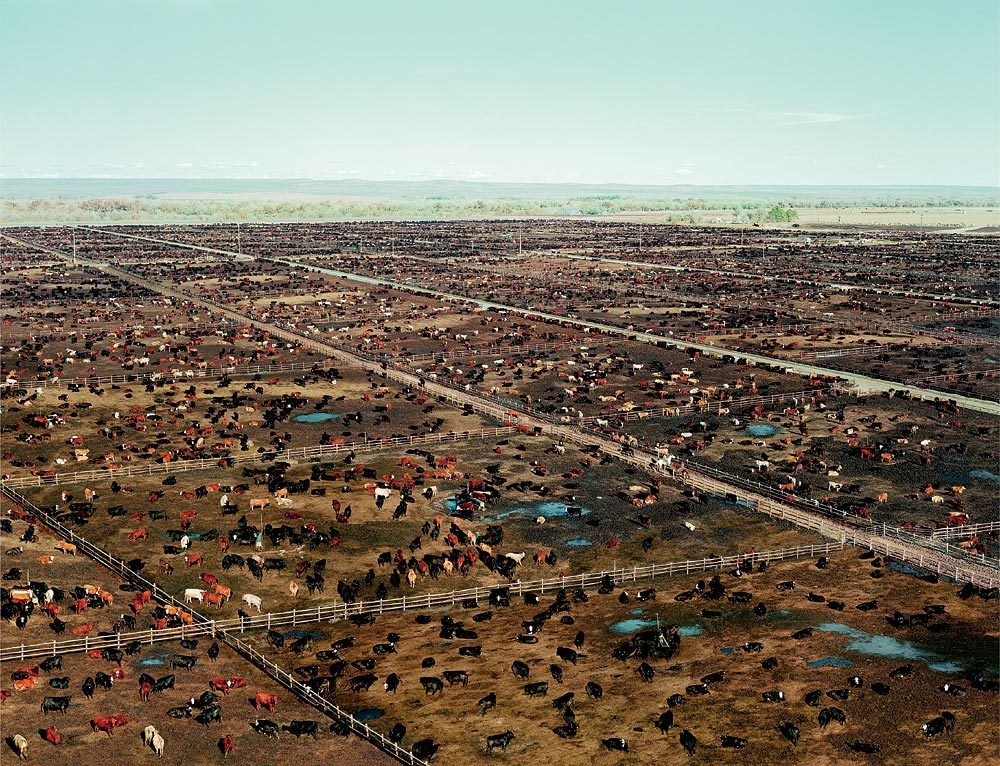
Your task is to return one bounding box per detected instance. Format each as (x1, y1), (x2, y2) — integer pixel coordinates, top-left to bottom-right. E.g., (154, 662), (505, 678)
(745, 424), (781, 437)
(769, 609), (792, 617)
(968, 469), (1000, 483)
(292, 412), (341, 423)
(354, 708), (385, 721)
(610, 618), (656, 634)
(807, 657), (855, 668)
(565, 538), (592, 547)
(721, 647), (735, 654)
(677, 623), (704, 637)
(629, 609), (644, 616)
(282, 629), (322, 640)
(816, 623), (962, 671)
(134, 653), (170, 668)
(485, 501), (590, 522)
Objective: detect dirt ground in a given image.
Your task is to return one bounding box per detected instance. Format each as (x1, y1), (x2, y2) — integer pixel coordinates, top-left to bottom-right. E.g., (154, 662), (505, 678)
(239, 548), (999, 766)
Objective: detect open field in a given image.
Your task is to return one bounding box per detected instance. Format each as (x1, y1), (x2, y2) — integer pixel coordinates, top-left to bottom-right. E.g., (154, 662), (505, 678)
(2, 220), (996, 765)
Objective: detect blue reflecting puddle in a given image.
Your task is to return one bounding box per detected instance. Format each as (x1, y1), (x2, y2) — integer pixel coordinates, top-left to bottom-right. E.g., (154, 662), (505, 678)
(816, 622), (962, 671)
(629, 609), (644, 615)
(354, 708), (385, 721)
(485, 501), (590, 522)
(282, 629), (322, 640)
(565, 538), (592, 547)
(292, 412), (342, 423)
(135, 653), (171, 668)
(807, 657), (854, 668)
(721, 647), (735, 654)
(746, 424), (781, 437)
(610, 618), (702, 636)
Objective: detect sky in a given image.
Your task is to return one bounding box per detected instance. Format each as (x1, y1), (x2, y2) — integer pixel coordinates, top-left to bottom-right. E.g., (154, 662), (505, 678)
(1, 0), (998, 186)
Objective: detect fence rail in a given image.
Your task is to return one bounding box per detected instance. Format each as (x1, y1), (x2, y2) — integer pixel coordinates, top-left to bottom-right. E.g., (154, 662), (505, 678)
(1, 359), (329, 391)
(0, 541), (845, 663)
(0, 484), (430, 766)
(2, 426), (521, 488)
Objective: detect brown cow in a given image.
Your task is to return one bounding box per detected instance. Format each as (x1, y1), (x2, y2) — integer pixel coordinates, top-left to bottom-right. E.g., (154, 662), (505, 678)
(254, 692), (277, 712)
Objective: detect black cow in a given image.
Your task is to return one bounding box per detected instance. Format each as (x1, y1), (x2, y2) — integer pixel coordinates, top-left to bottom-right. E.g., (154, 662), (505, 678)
(38, 655), (62, 674)
(680, 729), (697, 756)
(585, 681), (603, 699)
(420, 676), (444, 695)
(383, 673), (401, 693)
(48, 677), (70, 689)
(82, 677), (95, 698)
(196, 704), (223, 726)
(171, 655), (198, 671)
(388, 722), (406, 743)
(552, 691), (574, 710)
(444, 670), (469, 687)
(524, 681), (548, 697)
(602, 738), (628, 752)
(479, 692), (497, 715)
(412, 739), (439, 761)
(153, 674), (175, 693)
(779, 722), (800, 746)
(511, 661), (530, 679)
(638, 662), (656, 683)
(40, 695), (71, 714)
(654, 710), (673, 734)
(349, 673), (378, 692)
(556, 646), (582, 665)
(762, 690), (785, 702)
(486, 731), (515, 753)
(283, 720), (319, 739)
(721, 736), (748, 749)
(804, 689), (822, 706)
(94, 672), (114, 690)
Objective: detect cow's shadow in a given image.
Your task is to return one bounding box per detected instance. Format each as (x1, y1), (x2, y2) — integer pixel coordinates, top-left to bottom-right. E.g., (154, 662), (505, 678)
(5, 736), (23, 757)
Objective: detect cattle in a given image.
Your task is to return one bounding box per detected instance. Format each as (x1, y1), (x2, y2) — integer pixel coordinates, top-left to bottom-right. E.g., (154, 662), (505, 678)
(254, 692), (278, 712)
(42, 726), (61, 746)
(486, 731), (515, 753)
(420, 676), (444, 695)
(12, 734), (27, 760)
(283, 720), (319, 739)
(585, 681), (603, 699)
(388, 723), (406, 743)
(412, 739), (439, 761)
(40, 695), (72, 714)
(90, 715), (129, 736)
(171, 655), (197, 671)
(654, 710), (673, 734)
(242, 593), (262, 611)
(922, 712), (956, 737)
(95, 671), (114, 690)
(252, 718), (280, 738)
(819, 707), (847, 729)
(602, 738), (628, 752)
(850, 742), (880, 754)
(638, 662), (656, 683)
(779, 721), (800, 746)
(762, 690), (785, 702)
(142, 725), (158, 746)
(827, 688), (850, 701)
(721, 736), (748, 749)
(82, 677), (95, 698)
(556, 646), (583, 665)
(890, 664), (914, 679)
(153, 674), (175, 693)
(523, 681), (548, 697)
(511, 660), (530, 680)
(220, 734), (235, 757)
(349, 673), (378, 693)
(38, 655), (62, 674)
(443, 670), (469, 687)
(680, 729), (697, 756)
(196, 705), (223, 726)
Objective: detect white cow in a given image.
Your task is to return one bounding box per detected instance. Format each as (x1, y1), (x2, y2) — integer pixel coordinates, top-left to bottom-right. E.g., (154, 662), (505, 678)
(183, 589), (205, 604)
(242, 593), (263, 611)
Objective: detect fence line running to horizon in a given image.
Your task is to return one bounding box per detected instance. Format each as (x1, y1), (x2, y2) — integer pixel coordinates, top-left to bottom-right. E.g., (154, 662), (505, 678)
(0, 540), (847, 663)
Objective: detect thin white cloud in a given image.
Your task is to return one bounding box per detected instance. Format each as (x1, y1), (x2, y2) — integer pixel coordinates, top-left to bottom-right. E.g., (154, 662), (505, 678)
(673, 168), (694, 175)
(176, 162), (194, 168)
(772, 112), (857, 126)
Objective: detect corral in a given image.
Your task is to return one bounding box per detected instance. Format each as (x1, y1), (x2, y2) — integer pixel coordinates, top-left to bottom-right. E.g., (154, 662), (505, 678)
(2, 221), (996, 765)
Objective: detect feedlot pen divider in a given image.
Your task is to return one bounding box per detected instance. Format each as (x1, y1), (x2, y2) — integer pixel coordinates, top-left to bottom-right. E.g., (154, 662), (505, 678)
(0, 485), (432, 766)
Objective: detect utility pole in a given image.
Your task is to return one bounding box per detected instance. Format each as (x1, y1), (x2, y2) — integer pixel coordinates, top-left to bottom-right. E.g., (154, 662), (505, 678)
(236, 223), (242, 257)
(71, 229), (77, 266)
(518, 227), (523, 257)
(638, 223), (642, 253)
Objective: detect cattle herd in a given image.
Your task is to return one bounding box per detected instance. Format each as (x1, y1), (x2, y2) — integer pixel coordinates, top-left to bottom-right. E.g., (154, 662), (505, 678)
(0, 221), (996, 764)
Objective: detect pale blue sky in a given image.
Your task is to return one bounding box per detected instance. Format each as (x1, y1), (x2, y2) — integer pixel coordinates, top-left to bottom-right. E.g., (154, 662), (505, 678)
(2, 0), (997, 185)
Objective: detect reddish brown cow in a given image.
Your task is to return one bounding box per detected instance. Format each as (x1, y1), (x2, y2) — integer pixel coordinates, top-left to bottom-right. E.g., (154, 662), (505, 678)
(254, 692), (277, 712)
